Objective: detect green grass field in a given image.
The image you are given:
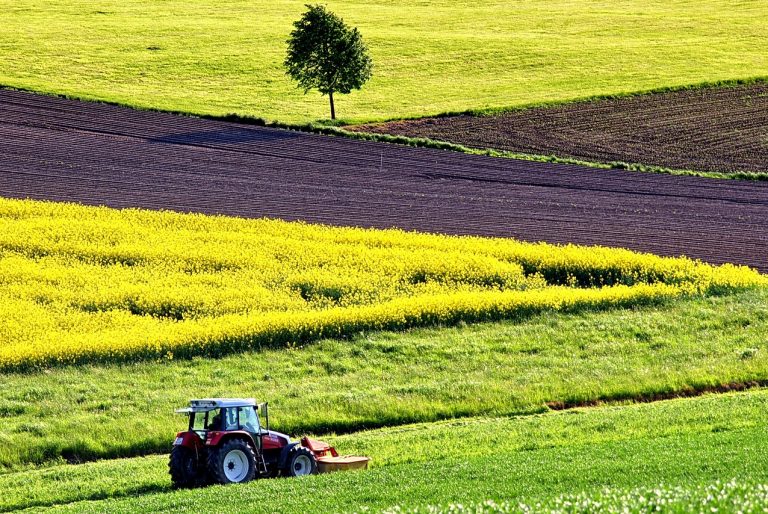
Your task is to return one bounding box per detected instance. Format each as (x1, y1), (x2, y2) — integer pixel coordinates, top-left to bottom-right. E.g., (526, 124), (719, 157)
(3, 390), (766, 512)
(2, 286), (766, 471)
(1, 0), (766, 123)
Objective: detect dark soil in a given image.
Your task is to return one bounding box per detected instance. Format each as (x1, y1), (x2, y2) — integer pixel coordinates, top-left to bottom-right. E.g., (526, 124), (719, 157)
(352, 83), (768, 174)
(1, 89), (767, 272)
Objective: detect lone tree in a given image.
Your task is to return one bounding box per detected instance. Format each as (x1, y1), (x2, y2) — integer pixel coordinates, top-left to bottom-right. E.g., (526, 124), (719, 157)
(285, 4), (373, 120)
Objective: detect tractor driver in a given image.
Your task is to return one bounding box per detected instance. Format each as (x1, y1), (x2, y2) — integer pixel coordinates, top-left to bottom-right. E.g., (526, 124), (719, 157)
(207, 410), (222, 431)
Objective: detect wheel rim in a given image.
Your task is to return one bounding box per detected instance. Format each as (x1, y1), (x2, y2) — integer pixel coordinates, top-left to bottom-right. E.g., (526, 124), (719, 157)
(293, 455), (312, 476)
(223, 449), (249, 482)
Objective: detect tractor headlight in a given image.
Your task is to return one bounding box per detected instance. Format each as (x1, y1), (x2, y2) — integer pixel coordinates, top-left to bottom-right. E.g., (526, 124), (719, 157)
(173, 437), (183, 446)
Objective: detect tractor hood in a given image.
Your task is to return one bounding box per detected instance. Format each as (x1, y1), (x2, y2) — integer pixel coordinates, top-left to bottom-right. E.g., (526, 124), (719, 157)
(262, 430), (291, 448)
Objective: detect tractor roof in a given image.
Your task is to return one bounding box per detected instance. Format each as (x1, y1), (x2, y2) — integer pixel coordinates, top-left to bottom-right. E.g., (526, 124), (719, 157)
(175, 398), (258, 413)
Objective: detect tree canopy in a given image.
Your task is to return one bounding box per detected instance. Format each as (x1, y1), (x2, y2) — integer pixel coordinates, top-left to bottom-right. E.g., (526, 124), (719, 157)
(285, 4), (373, 120)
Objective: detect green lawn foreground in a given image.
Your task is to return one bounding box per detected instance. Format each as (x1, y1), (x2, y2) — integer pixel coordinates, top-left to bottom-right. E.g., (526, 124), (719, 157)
(1, 0), (766, 123)
(2, 389), (766, 512)
(1, 287), (766, 471)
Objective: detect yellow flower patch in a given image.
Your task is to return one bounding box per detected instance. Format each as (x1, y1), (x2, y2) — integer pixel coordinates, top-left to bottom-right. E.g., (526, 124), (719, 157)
(0, 198), (764, 371)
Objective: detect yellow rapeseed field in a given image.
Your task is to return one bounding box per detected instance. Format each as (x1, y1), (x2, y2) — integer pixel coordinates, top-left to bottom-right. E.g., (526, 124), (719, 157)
(0, 198), (764, 371)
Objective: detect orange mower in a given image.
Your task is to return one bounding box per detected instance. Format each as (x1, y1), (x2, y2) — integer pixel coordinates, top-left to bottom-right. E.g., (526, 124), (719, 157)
(169, 398), (370, 487)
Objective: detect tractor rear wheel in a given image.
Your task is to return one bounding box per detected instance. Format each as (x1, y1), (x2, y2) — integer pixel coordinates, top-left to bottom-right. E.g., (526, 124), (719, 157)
(285, 446), (317, 477)
(169, 445), (207, 488)
(207, 439), (257, 484)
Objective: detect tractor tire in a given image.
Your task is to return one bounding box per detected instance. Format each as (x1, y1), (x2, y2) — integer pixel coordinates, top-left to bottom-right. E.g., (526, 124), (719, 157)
(168, 445), (207, 488)
(285, 446), (317, 477)
(207, 439), (257, 485)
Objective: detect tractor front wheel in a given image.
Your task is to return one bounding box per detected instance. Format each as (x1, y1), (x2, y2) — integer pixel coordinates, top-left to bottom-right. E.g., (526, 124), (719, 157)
(285, 446), (318, 477)
(207, 439), (257, 484)
(169, 445), (207, 488)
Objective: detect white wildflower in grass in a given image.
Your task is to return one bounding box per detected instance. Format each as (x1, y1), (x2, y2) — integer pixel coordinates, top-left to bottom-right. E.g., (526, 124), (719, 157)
(385, 478), (768, 513)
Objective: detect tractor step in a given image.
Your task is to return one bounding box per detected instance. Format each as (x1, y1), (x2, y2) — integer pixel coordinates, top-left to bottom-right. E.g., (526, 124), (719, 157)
(257, 451), (269, 476)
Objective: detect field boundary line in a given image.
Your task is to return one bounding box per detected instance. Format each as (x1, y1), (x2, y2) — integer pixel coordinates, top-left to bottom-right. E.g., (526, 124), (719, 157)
(546, 380), (768, 411)
(289, 125), (768, 181)
(3, 77), (768, 181)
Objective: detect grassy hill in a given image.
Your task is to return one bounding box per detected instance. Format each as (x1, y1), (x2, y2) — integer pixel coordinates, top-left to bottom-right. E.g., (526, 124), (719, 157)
(2, 283), (766, 470)
(1, 0), (766, 123)
(3, 390), (767, 512)
(3, 3), (768, 510)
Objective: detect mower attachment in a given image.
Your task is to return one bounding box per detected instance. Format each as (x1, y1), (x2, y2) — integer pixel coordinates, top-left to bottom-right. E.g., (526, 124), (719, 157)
(301, 436), (371, 473)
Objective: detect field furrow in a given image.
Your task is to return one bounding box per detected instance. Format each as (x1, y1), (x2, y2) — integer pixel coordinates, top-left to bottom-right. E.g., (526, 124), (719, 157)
(1, 90), (767, 272)
(353, 82), (768, 175)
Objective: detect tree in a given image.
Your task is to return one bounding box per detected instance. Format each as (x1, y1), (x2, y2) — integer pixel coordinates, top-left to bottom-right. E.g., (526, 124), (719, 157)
(285, 4), (373, 120)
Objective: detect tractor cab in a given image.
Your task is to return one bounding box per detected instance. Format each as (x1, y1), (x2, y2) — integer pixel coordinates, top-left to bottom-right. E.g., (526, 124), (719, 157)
(177, 399), (268, 441)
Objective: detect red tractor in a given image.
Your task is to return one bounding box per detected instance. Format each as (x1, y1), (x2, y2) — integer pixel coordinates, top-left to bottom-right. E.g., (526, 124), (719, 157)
(169, 398), (368, 487)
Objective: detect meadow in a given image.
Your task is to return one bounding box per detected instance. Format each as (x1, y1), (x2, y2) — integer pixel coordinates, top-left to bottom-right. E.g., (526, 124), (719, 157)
(1, 0), (767, 123)
(2, 390), (766, 512)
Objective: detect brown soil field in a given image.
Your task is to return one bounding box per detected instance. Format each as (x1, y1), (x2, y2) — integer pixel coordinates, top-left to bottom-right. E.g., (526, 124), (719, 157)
(1, 90), (766, 272)
(352, 83), (768, 174)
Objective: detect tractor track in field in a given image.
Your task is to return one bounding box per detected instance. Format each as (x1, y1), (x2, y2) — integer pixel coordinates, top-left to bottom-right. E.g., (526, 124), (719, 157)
(1, 89), (767, 272)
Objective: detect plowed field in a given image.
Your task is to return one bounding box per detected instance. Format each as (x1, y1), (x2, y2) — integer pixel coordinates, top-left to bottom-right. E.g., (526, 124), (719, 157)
(1, 90), (767, 272)
(353, 83), (768, 174)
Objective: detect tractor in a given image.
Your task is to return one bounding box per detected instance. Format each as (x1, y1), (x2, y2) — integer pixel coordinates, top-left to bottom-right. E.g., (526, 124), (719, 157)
(169, 398), (369, 487)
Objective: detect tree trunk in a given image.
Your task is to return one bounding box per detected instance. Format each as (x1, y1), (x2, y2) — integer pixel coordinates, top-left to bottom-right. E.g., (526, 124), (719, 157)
(329, 91), (336, 120)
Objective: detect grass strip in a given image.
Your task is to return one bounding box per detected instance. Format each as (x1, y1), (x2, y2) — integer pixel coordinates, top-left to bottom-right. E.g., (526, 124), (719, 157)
(333, 128), (768, 181)
(3, 389), (766, 512)
(13, 91), (768, 182)
(6, 77), (768, 181)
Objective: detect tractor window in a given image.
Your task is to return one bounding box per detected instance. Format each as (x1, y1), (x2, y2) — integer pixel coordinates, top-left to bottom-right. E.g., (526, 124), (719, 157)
(191, 411), (208, 432)
(224, 408), (239, 431)
(238, 406), (261, 434)
(205, 409), (223, 431)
